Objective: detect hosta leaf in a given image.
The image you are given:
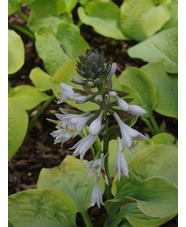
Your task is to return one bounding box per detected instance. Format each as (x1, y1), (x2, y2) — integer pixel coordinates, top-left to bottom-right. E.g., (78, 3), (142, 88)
(65, 0), (78, 12)
(120, 203), (176, 227)
(151, 132), (175, 145)
(37, 156), (104, 212)
(29, 67), (53, 91)
(53, 59), (79, 84)
(129, 144), (178, 186)
(78, 1), (127, 40)
(25, 0), (67, 33)
(105, 201), (176, 227)
(8, 85), (50, 110)
(141, 63), (178, 118)
(128, 28), (178, 73)
(8, 189), (77, 227)
(35, 23), (89, 75)
(8, 0), (22, 15)
(108, 132), (176, 179)
(115, 67), (157, 115)
(8, 30), (25, 74)
(161, 0), (178, 30)
(120, 0), (172, 41)
(8, 97), (28, 160)
(113, 173), (178, 217)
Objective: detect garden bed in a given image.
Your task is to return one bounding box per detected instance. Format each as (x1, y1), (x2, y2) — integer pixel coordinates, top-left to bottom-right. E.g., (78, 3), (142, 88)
(8, 5), (178, 227)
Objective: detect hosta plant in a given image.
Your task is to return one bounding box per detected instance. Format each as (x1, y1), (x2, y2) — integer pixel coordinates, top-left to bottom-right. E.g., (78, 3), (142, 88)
(8, 50), (178, 227)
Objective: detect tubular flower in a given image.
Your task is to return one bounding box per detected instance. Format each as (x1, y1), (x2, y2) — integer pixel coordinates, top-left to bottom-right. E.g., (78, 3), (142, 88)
(84, 153), (104, 176)
(58, 112), (95, 136)
(89, 110), (104, 135)
(113, 112), (148, 151)
(50, 122), (76, 145)
(70, 133), (100, 161)
(114, 137), (129, 180)
(90, 176), (103, 208)
(57, 83), (81, 104)
(128, 105), (147, 116)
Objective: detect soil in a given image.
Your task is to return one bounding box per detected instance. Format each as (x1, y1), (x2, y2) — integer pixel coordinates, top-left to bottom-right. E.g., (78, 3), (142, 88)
(8, 5), (178, 227)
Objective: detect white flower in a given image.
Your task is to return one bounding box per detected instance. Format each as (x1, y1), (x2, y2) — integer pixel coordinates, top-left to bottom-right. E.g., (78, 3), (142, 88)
(84, 153), (104, 176)
(115, 137), (129, 180)
(50, 122), (75, 145)
(75, 94), (93, 104)
(113, 112), (148, 151)
(57, 83), (81, 104)
(109, 91), (129, 111)
(116, 96), (129, 111)
(58, 112), (95, 136)
(70, 133), (99, 161)
(89, 110), (104, 135)
(129, 105), (147, 116)
(91, 176), (103, 208)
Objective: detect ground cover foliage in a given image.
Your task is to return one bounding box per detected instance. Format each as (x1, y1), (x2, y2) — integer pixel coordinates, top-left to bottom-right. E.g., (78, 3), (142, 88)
(8, 0), (178, 226)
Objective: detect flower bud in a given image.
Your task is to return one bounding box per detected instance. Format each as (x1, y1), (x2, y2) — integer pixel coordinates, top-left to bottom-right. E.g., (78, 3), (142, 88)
(94, 78), (102, 85)
(72, 77), (86, 85)
(75, 94), (92, 104)
(95, 95), (103, 103)
(109, 91), (117, 98)
(87, 81), (95, 88)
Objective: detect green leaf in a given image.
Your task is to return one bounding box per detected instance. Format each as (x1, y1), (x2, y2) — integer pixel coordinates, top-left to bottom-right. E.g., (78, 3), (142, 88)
(8, 0), (22, 15)
(29, 67), (53, 91)
(8, 30), (25, 74)
(37, 156), (104, 213)
(108, 132), (176, 179)
(26, 0), (67, 33)
(78, 1), (128, 40)
(113, 173), (178, 217)
(105, 201), (176, 227)
(141, 63), (178, 118)
(8, 85), (50, 110)
(120, 203), (176, 227)
(120, 0), (172, 41)
(115, 67), (157, 115)
(8, 189), (77, 227)
(53, 59), (79, 83)
(151, 132), (175, 145)
(129, 144), (178, 186)
(8, 97), (28, 160)
(65, 0), (78, 12)
(35, 23), (89, 75)
(161, 1), (178, 30)
(128, 28), (178, 73)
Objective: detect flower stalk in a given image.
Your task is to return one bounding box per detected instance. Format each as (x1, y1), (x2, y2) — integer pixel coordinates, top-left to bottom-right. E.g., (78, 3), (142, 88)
(50, 49), (149, 209)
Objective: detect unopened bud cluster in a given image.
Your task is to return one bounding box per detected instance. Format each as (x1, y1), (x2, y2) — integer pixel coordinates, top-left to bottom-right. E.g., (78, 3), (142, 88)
(51, 49), (148, 207)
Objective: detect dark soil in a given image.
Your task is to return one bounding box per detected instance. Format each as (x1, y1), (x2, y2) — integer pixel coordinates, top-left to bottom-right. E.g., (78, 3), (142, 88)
(8, 6), (178, 227)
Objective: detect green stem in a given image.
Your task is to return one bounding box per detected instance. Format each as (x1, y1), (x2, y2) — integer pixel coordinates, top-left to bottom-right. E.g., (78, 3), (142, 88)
(8, 22), (35, 40)
(103, 131), (112, 200)
(27, 95), (55, 132)
(141, 116), (156, 136)
(81, 211), (93, 227)
(149, 112), (160, 134)
(17, 10), (28, 22)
